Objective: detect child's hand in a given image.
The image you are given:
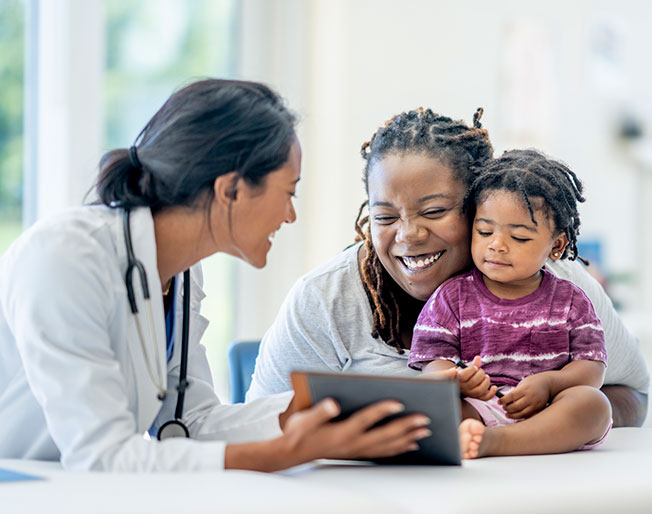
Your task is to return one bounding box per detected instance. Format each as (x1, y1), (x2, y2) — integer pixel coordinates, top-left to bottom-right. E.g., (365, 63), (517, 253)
(456, 356), (497, 400)
(499, 373), (552, 419)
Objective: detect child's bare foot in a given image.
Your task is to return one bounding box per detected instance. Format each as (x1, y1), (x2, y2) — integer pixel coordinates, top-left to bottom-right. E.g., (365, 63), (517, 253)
(459, 418), (486, 459)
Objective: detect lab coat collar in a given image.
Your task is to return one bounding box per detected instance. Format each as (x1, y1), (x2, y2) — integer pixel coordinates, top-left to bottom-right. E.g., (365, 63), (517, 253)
(112, 207), (168, 432)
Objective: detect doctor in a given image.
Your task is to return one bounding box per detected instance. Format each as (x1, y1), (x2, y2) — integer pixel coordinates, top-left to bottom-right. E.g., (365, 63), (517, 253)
(0, 79), (432, 472)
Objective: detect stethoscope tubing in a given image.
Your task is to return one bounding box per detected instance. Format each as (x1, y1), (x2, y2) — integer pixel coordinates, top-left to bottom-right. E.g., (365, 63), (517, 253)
(175, 269), (191, 420)
(120, 208), (191, 438)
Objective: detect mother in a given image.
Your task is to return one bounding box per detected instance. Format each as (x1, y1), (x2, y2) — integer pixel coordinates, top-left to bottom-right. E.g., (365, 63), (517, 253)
(247, 107), (649, 427)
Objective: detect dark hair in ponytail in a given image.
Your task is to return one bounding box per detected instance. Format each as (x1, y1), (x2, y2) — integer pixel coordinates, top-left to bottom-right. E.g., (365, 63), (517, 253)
(95, 79), (297, 213)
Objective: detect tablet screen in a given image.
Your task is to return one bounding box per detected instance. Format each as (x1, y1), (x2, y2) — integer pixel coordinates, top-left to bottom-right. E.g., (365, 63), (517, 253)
(291, 371), (461, 465)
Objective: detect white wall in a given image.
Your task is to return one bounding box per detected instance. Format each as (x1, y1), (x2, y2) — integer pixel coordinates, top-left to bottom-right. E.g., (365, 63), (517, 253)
(238, 0), (652, 349)
(28, 0), (652, 378)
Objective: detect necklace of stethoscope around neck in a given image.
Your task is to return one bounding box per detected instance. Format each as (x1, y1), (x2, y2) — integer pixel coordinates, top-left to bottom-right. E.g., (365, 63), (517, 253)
(120, 207), (191, 440)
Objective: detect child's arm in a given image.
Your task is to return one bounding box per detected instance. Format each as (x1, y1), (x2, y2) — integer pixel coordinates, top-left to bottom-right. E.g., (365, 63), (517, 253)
(499, 360), (605, 419)
(543, 359), (606, 394)
(425, 356), (498, 401)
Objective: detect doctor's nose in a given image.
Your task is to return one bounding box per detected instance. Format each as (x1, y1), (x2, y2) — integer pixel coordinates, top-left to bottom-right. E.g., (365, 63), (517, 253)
(285, 199), (297, 224)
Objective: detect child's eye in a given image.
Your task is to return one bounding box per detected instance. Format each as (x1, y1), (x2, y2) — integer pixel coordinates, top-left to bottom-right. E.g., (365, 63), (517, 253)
(512, 236), (531, 243)
(477, 230), (492, 237)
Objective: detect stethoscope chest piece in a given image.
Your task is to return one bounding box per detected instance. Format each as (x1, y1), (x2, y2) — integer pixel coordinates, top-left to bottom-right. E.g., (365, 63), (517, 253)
(157, 419), (190, 440)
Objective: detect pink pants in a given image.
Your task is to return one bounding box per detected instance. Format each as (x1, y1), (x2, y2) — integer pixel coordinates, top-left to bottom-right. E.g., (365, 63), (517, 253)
(463, 386), (612, 451)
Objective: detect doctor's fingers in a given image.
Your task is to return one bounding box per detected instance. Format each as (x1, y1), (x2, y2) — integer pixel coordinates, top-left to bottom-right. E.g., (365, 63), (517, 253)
(338, 413), (432, 459)
(284, 398), (342, 434)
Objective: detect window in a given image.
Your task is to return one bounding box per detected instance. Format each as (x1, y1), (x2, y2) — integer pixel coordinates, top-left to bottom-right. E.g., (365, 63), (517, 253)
(0, 0), (25, 253)
(105, 0), (238, 400)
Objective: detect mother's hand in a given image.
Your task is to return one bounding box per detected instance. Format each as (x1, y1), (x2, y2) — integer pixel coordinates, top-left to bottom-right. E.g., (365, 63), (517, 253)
(225, 399), (431, 472)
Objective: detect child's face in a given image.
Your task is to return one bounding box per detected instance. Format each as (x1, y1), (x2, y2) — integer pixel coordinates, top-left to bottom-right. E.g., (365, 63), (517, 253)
(471, 190), (567, 289)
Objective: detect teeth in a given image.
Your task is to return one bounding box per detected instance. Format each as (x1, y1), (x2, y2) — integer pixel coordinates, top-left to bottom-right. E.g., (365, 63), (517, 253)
(401, 251), (444, 271)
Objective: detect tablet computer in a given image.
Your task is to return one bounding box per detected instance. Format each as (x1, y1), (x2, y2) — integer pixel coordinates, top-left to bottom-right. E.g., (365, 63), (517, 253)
(290, 371), (461, 465)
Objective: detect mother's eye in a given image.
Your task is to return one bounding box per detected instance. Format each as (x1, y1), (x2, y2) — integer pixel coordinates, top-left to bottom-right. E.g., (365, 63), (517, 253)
(423, 208), (446, 218)
(373, 215), (397, 224)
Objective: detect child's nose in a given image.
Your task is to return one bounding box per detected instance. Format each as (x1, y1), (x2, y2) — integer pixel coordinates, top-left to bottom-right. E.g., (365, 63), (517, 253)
(488, 234), (508, 252)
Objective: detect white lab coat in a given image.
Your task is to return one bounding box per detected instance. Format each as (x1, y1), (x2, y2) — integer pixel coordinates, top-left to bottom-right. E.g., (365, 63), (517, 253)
(0, 206), (291, 471)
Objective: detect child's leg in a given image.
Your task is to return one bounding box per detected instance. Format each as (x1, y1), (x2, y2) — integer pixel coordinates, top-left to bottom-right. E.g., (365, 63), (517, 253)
(461, 400), (483, 421)
(459, 385), (612, 459)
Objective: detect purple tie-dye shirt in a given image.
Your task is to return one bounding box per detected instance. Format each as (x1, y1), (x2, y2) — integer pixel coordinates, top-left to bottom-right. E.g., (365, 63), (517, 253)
(408, 268), (606, 386)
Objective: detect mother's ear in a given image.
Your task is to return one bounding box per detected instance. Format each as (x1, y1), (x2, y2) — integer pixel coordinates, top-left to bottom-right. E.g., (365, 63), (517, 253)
(549, 233), (569, 260)
(213, 171), (240, 208)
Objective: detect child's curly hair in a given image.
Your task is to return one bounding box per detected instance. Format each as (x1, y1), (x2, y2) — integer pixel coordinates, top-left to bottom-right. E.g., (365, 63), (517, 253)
(462, 149), (585, 260)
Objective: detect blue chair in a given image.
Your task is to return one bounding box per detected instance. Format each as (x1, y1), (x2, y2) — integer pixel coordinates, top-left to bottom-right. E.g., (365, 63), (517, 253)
(228, 340), (261, 403)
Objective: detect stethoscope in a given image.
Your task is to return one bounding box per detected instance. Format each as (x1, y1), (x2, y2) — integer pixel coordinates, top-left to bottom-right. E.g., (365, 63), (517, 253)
(120, 207), (191, 440)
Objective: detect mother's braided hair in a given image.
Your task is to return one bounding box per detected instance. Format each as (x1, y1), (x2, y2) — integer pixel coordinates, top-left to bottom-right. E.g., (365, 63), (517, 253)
(355, 107), (493, 353)
(462, 149), (585, 260)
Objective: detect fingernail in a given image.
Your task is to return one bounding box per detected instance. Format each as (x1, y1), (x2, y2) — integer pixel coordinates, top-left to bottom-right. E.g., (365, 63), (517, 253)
(408, 443), (419, 451)
(415, 416), (431, 426)
(416, 429), (432, 439)
(389, 402), (405, 414)
(323, 399), (339, 415)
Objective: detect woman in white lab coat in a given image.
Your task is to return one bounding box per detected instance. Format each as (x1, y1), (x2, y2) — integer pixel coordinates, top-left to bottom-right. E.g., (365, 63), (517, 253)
(0, 79), (431, 472)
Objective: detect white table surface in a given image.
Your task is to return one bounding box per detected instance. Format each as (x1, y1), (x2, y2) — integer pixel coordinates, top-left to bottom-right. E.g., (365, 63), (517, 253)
(2, 428), (651, 514)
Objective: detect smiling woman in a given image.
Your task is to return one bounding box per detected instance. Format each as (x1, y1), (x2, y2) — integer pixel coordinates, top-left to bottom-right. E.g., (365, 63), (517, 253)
(246, 107), (494, 395)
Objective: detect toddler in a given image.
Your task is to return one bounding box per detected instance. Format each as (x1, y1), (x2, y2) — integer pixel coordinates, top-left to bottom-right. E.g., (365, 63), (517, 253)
(408, 149), (612, 459)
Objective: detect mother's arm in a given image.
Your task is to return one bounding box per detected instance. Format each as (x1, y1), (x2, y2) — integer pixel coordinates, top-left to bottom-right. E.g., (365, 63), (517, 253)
(546, 259), (650, 427)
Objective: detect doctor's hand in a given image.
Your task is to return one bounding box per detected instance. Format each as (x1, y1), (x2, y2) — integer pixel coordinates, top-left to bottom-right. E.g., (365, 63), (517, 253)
(224, 399), (431, 472)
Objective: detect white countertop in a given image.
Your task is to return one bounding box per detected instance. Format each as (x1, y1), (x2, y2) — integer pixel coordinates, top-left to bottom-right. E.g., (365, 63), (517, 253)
(2, 428), (651, 514)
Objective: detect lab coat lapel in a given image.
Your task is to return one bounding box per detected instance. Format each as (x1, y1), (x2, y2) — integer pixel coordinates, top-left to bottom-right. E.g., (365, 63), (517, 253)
(114, 207), (167, 432)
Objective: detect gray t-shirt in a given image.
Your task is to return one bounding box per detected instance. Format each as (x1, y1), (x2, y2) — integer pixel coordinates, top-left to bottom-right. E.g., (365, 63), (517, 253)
(246, 243), (650, 401)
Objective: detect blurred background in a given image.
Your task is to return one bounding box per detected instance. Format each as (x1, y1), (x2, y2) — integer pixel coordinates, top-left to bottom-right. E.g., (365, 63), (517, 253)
(1, 0), (651, 403)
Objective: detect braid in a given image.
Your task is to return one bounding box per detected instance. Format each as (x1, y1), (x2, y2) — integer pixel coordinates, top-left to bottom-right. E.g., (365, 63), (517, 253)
(513, 175), (536, 224)
(356, 107), (494, 351)
(467, 149), (586, 260)
(356, 201), (405, 353)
